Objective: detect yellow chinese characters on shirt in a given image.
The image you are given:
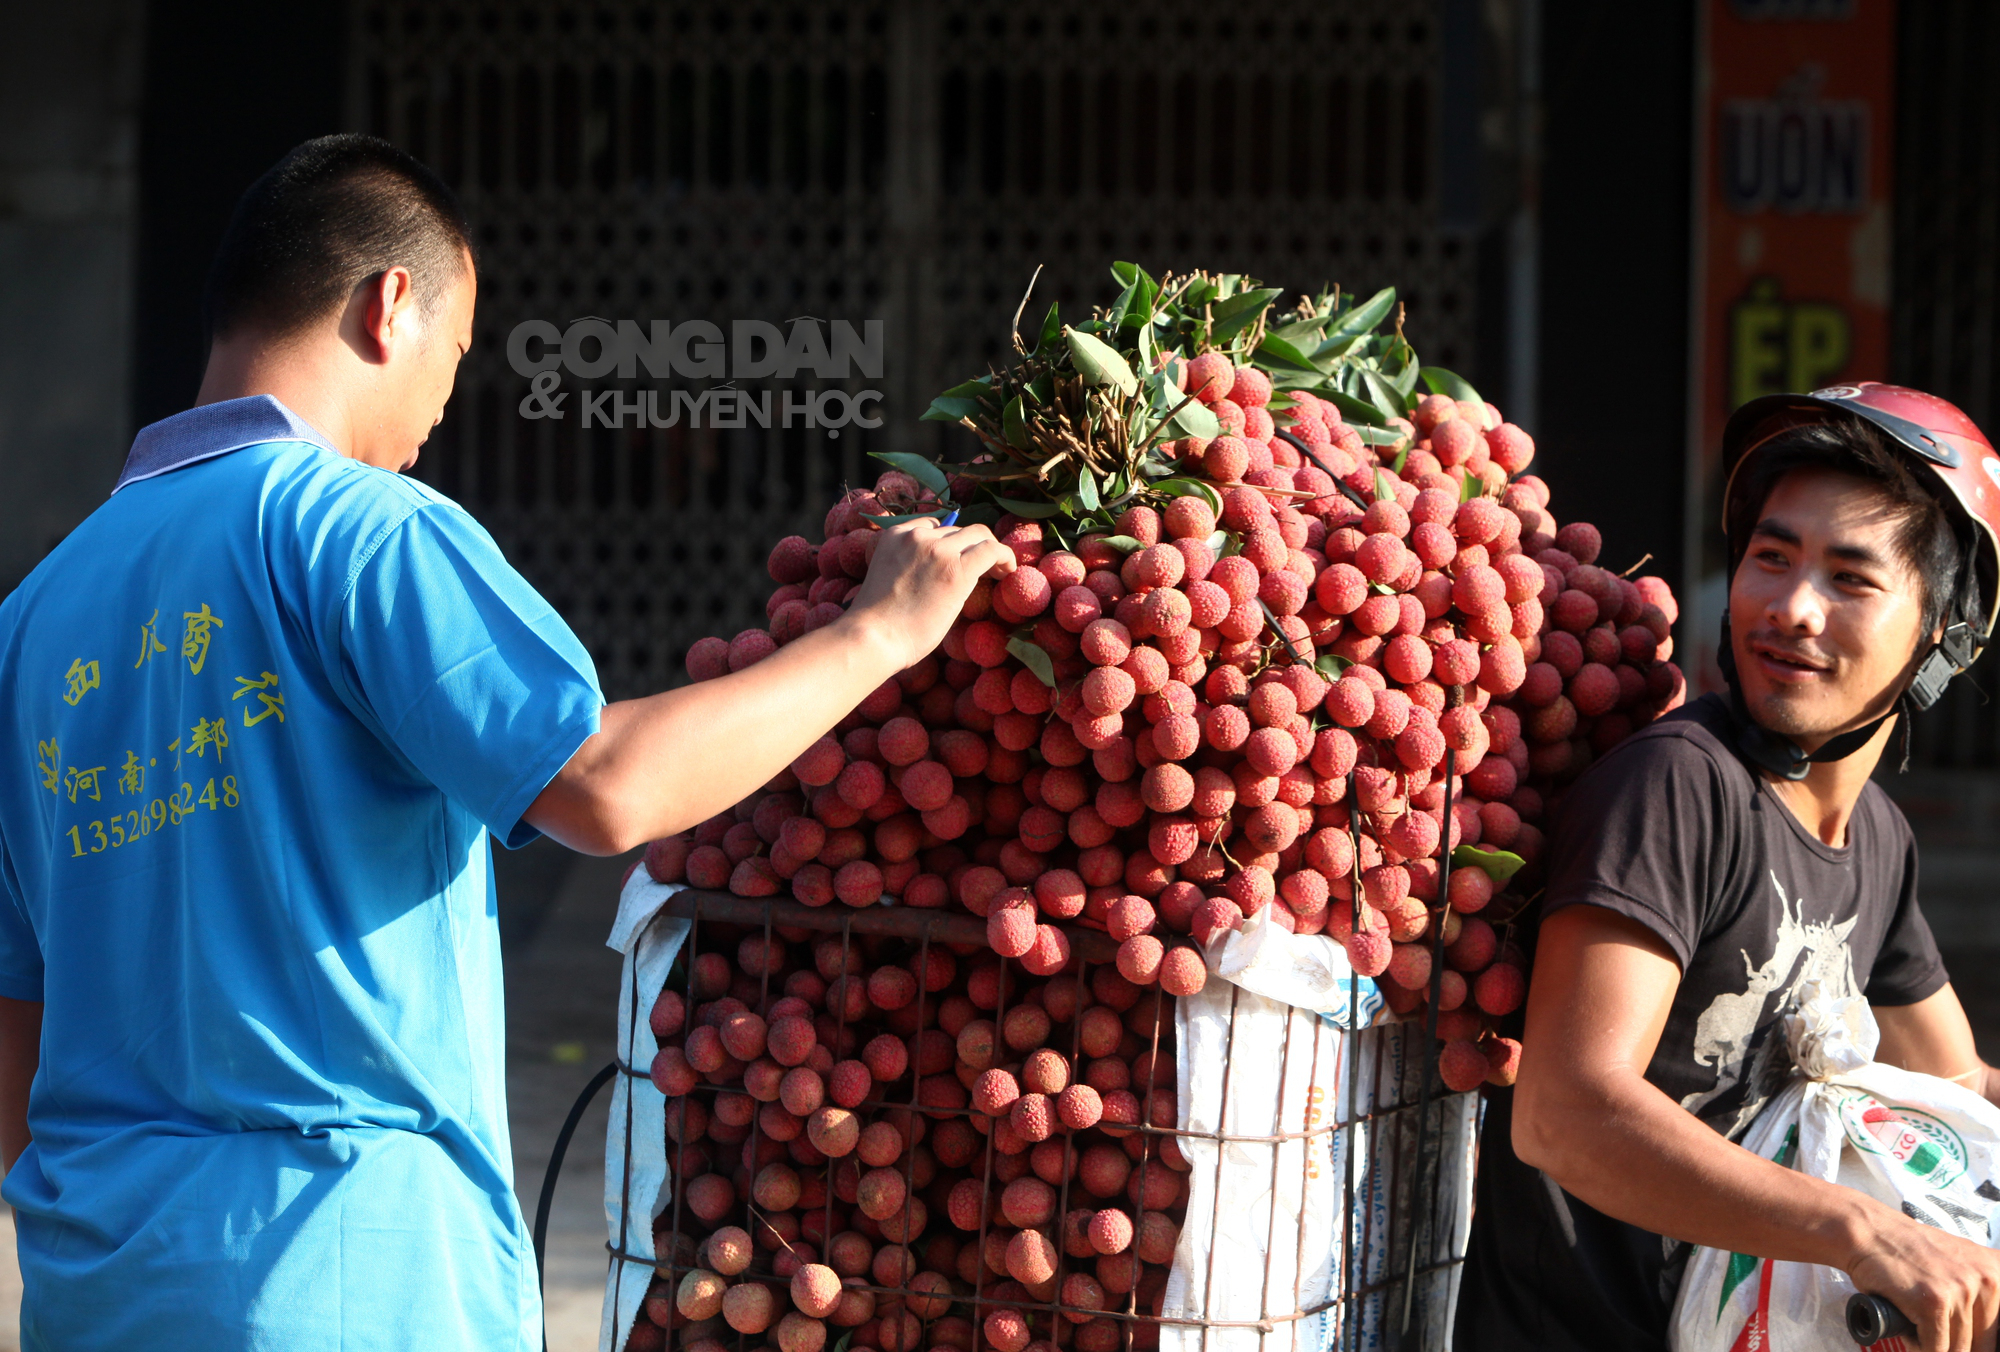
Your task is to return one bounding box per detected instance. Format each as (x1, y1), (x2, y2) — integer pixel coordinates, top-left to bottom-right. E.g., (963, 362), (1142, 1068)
(43, 603), (287, 861)
(181, 604), (223, 676)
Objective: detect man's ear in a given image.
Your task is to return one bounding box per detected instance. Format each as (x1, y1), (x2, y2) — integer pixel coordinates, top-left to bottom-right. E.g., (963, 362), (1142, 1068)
(355, 266), (419, 363)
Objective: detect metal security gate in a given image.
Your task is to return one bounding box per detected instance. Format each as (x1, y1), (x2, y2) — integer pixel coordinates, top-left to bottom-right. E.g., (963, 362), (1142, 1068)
(348, 0), (1483, 700)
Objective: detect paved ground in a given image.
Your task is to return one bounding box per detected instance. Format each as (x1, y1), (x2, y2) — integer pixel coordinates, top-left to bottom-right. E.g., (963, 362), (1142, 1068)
(500, 841), (636, 1352)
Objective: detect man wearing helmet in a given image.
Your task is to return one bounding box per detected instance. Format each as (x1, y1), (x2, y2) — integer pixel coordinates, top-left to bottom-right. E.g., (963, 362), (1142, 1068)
(1456, 384), (2000, 1352)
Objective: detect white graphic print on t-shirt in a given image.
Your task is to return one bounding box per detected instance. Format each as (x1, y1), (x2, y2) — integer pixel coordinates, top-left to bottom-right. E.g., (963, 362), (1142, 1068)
(1679, 870), (1861, 1140)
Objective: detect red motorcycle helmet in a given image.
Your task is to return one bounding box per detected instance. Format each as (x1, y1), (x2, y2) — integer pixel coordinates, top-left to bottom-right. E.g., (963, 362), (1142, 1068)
(1722, 381), (2000, 711)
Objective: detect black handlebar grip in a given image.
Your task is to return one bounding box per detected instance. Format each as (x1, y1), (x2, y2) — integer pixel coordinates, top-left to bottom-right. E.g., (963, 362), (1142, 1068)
(1847, 1292), (1920, 1345)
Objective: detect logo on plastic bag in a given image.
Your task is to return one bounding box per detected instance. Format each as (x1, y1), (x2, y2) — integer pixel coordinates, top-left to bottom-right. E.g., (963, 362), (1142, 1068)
(1836, 1090), (1968, 1189)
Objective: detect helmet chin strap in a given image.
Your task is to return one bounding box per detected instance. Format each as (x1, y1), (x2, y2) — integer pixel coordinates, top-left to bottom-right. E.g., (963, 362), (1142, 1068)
(1717, 619), (1902, 782)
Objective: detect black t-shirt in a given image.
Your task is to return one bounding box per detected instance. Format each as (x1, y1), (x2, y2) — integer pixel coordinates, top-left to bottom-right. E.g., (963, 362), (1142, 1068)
(1454, 694), (1948, 1352)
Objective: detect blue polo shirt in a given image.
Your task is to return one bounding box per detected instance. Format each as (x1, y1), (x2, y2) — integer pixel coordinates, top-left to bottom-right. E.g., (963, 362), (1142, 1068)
(0, 396), (602, 1350)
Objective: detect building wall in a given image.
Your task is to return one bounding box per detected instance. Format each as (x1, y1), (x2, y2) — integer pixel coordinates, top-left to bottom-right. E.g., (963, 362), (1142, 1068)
(0, 1), (145, 593)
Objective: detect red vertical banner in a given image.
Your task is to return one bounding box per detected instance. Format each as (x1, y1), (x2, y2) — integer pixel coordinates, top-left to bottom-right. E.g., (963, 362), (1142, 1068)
(1685, 0), (1897, 692)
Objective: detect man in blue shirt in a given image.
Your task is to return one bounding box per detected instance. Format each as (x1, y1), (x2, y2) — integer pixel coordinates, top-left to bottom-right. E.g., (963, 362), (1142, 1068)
(0, 134), (1011, 1350)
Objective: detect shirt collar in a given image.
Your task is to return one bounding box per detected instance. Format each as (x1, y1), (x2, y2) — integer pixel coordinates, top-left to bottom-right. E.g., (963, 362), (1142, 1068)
(112, 395), (340, 494)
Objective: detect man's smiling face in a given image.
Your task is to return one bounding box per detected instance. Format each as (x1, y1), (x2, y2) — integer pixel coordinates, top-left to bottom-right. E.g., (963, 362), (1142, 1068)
(1729, 466), (1933, 750)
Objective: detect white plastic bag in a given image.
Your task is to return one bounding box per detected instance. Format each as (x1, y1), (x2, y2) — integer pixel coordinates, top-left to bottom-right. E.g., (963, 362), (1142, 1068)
(1671, 976), (2000, 1350)
(599, 870), (691, 1352)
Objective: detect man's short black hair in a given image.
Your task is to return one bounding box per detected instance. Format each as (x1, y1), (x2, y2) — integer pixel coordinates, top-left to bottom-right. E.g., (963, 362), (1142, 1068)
(1725, 413), (1979, 643)
(203, 133), (474, 342)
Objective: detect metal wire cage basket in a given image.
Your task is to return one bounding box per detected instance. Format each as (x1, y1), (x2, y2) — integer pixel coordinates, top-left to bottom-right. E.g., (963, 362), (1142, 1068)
(599, 888), (1479, 1352)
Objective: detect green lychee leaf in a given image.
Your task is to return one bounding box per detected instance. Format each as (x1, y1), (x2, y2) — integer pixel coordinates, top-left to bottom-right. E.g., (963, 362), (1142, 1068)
(1373, 469), (1396, 503)
(1218, 531), (1243, 558)
(1100, 534), (1146, 554)
(1209, 287), (1284, 344)
(1076, 465), (1101, 513)
(1390, 443), (1411, 475)
(1205, 529), (1230, 554)
(1006, 637), (1057, 687)
(920, 395), (983, 423)
(1003, 396), (1030, 450)
(1104, 277), (1139, 332)
(1359, 368), (1405, 423)
(1111, 265), (1158, 331)
(1323, 286), (1397, 346)
(1065, 326), (1139, 396)
(869, 452), (952, 496)
(1350, 422), (1407, 446)
(1451, 844), (1526, 886)
(1155, 478), (1225, 515)
(1459, 473), (1481, 503)
(992, 495), (1064, 520)
(1390, 352), (1421, 399)
(1421, 366), (1484, 407)
(1318, 388), (1389, 427)
(1267, 314), (1331, 346)
(832, 1333), (854, 1352)
(935, 376), (995, 401)
(1032, 302), (1061, 358)
(1315, 653), (1353, 679)
(1167, 395), (1220, 441)
(952, 460), (1034, 481)
(1254, 334), (1324, 374)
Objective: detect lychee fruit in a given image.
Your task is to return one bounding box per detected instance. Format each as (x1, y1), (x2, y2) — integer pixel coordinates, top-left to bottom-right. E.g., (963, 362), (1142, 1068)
(677, 1268), (728, 1320)
(722, 1282), (777, 1334)
(1002, 1176), (1058, 1228)
(856, 1167), (908, 1221)
(1010, 1092), (1055, 1142)
(1473, 961), (1526, 1015)
(1160, 946), (1207, 996)
(807, 1107), (860, 1157)
(973, 1068), (1022, 1117)
(791, 1263), (844, 1318)
(1088, 1208), (1134, 1255)
(1439, 1039), (1491, 1093)
(1006, 1228), (1059, 1285)
(1022, 1048), (1070, 1095)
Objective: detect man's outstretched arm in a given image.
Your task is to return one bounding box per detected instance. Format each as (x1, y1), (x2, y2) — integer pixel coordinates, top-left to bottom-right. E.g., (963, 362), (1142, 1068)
(0, 996), (38, 1174)
(1514, 905), (2000, 1352)
(1874, 983), (2000, 1105)
(524, 518), (1016, 855)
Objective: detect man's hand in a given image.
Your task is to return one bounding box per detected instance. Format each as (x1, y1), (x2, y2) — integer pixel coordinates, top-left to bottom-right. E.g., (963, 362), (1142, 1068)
(842, 518), (1018, 671)
(524, 518), (1014, 855)
(1847, 1214), (2000, 1352)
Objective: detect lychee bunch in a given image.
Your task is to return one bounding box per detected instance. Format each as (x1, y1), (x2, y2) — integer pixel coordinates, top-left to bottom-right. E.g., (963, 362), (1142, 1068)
(625, 920), (1188, 1352)
(634, 275), (1685, 1352)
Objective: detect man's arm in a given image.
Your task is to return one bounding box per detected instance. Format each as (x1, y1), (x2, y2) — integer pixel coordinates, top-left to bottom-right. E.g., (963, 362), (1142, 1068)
(1875, 984), (2000, 1105)
(0, 996), (38, 1173)
(524, 518), (1016, 855)
(1515, 905), (2000, 1352)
